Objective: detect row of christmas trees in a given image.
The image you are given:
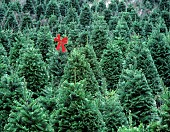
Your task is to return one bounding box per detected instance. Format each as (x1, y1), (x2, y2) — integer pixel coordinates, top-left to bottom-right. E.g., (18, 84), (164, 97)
(0, 0), (170, 131)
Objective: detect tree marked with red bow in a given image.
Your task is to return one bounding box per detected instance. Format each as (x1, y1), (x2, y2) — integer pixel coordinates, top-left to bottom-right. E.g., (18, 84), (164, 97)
(54, 34), (68, 52)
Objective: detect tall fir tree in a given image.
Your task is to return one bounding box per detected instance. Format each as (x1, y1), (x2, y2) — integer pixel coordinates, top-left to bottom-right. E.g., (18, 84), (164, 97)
(21, 13), (33, 31)
(65, 7), (78, 24)
(52, 80), (106, 131)
(118, 67), (159, 126)
(68, 0), (80, 14)
(79, 4), (92, 28)
(97, 1), (106, 14)
(100, 41), (123, 91)
(60, 48), (100, 97)
(118, 1), (126, 12)
(90, 15), (108, 60)
(18, 37), (48, 98)
(103, 8), (112, 24)
(46, 0), (60, 18)
(108, 0), (118, 15)
(22, 0), (35, 14)
(4, 88), (54, 132)
(148, 29), (170, 88)
(0, 30), (10, 56)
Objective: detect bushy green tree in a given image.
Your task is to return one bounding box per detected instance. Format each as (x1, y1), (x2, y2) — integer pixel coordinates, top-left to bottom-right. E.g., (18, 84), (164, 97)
(36, 3), (45, 20)
(0, 30), (10, 56)
(52, 80), (106, 131)
(108, 0), (118, 15)
(60, 49), (100, 97)
(65, 7), (78, 24)
(5, 11), (18, 31)
(100, 41), (123, 91)
(77, 30), (90, 47)
(148, 29), (170, 88)
(18, 38), (48, 98)
(36, 26), (53, 61)
(79, 4), (92, 28)
(46, 0), (60, 18)
(59, 3), (67, 16)
(142, 21), (153, 37)
(22, 0), (35, 14)
(4, 88), (54, 132)
(97, 1), (106, 14)
(21, 13), (33, 31)
(0, 72), (24, 131)
(124, 35), (163, 96)
(102, 93), (128, 131)
(0, 4), (6, 23)
(90, 15), (108, 60)
(118, 1), (126, 12)
(118, 67), (159, 126)
(109, 16), (118, 31)
(103, 9), (112, 24)
(161, 10), (170, 29)
(68, 0), (80, 14)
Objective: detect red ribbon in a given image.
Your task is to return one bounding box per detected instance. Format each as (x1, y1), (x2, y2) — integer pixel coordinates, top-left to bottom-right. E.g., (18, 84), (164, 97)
(54, 34), (68, 52)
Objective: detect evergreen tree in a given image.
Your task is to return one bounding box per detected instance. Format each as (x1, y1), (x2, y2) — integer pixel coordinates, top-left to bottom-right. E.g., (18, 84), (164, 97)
(65, 7), (78, 24)
(77, 30), (90, 47)
(149, 9), (160, 26)
(118, 67), (159, 126)
(124, 35), (163, 96)
(0, 4), (6, 23)
(108, 0), (118, 15)
(36, 26), (53, 61)
(109, 16), (118, 31)
(46, 48), (68, 87)
(9, 1), (22, 13)
(100, 41), (123, 91)
(79, 4), (92, 28)
(36, 4), (45, 20)
(80, 44), (106, 94)
(161, 10), (170, 30)
(5, 11), (18, 31)
(121, 12), (133, 29)
(52, 80), (106, 131)
(118, 1), (126, 12)
(60, 49), (100, 97)
(148, 29), (170, 88)
(0, 43), (8, 77)
(0, 72), (24, 131)
(159, 0), (170, 11)
(18, 38), (48, 98)
(102, 93), (128, 132)
(22, 0), (35, 14)
(103, 9), (112, 24)
(68, 0), (80, 14)
(4, 88), (54, 132)
(142, 21), (153, 38)
(90, 15), (108, 60)
(59, 2), (67, 16)
(21, 13), (33, 31)
(0, 30), (10, 56)
(131, 20), (143, 36)
(97, 1), (106, 14)
(46, 0), (60, 18)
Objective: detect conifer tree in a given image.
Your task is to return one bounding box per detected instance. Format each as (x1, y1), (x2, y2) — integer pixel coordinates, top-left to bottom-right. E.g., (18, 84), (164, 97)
(60, 49), (100, 97)
(22, 0), (35, 14)
(21, 13), (33, 31)
(0, 30), (10, 56)
(103, 8), (112, 24)
(46, 47), (68, 87)
(142, 21), (153, 38)
(80, 44), (106, 94)
(52, 80), (106, 131)
(68, 0), (80, 14)
(36, 3), (45, 20)
(18, 38), (48, 98)
(79, 4), (92, 28)
(100, 41), (123, 91)
(4, 88), (54, 132)
(0, 72), (24, 131)
(118, 67), (159, 126)
(46, 0), (60, 18)
(97, 1), (106, 14)
(102, 93), (128, 131)
(5, 11), (18, 31)
(148, 29), (170, 88)
(109, 16), (118, 31)
(121, 12), (133, 29)
(65, 7), (78, 24)
(108, 0), (118, 15)
(124, 36), (163, 96)
(90, 15), (108, 60)
(161, 10), (170, 29)
(0, 5), (5, 23)
(0, 43), (8, 77)
(59, 3), (67, 16)
(36, 26), (53, 61)
(131, 20), (143, 36)
(118, 1), (126, 12)
(77, 30), (89, 47)
(9, 1), (22, 13)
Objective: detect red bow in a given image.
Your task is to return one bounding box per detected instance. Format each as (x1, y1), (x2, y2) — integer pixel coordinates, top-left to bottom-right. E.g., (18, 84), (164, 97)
(54, 34), (68, 52)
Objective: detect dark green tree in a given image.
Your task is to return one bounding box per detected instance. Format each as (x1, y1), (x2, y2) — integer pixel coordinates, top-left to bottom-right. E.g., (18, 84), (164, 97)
(118, 67), (159, 126)
(36, 26), (53, 61)
(5, 12), (18, 31)
(68, 0), (80, 14)
(60, 49), (100, 97)
(97, 1), (106, 14)
(100, 41), (123, 91)
(18, 38), (48, 98)
(22, 0), (35, 14)
(52, 80), (106, 131)
(102, 93), (128, 132)
(131, 20), (143, 36)
(46, 0), (60, 18)
(0, 30), (10, 56)
(90, 15), (108, 60)
(159, 0), (170, 11)
(21, 13), (33, 31)
(124, 35), (163, 96)
(77, 30), (90, 47)
(109, 16), (118, 31)
(161, 10), (170, 30)
(103, 8), (112, 24)
(4, 88), (54, 132)
(59, 2), (67, 16)
(148, 29), (170, 88)
(142, 21), (153, 38)
(36, 3), (45, 20)
(118, 1), (126, 12)
(0, 4), (6, 23)
(79, 4), (92, 28)
(65, 7), (78, 24)
(108, 0), (118, 15)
